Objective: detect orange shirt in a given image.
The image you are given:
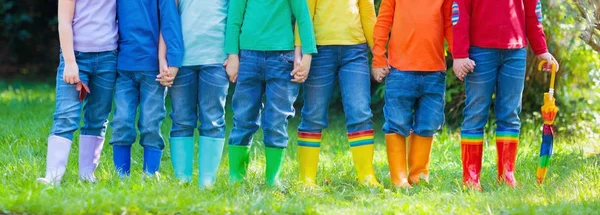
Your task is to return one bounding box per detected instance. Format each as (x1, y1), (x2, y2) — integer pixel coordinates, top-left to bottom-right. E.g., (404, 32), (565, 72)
(372, 0), (453, 71)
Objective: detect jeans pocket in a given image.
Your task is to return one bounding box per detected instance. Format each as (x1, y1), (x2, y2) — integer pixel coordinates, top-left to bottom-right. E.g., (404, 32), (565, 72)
(279, 52), (294, 66)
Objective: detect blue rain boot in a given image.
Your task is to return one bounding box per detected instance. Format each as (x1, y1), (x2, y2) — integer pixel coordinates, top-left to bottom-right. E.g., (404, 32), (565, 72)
(113, 145), (132, 177)
(198, 136), (225, 188)
(169, 137), (194, 182)
(143, 147), (163, 176)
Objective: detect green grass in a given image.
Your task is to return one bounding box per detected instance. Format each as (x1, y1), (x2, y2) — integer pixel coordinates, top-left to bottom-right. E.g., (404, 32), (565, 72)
(0, 81), (599, 214)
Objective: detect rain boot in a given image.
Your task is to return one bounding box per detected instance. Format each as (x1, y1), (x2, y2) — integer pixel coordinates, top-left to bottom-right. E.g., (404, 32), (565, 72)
(348, 130), (381, 187)
(408, 134), (433, 184)
(113, 145), (131, 177)
(496, 128), (519, 187)
(169, 137), (194, 182)
(265, 147), (286, 186)
(198, 136), (225, 187)
(143, 147), (163, 176)
(297, 131), (321, 185)
(385, 133), (411, 188)
(37, 135), (72, 185)
(461, 130), (484, 191)
(78, 135), (105, 182)
(229, 145), (251, 183)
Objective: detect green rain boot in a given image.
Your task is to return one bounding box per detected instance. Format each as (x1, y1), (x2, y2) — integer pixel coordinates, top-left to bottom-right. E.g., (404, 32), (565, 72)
(265, 147), (286, 186)
(229, 145), (251, 183)
(169, 137), (195, 182)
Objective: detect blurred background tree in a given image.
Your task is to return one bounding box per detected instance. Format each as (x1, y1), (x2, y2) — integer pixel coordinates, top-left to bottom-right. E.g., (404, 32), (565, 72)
(576, 0), (600, 51)
(0, 0), (598, 139)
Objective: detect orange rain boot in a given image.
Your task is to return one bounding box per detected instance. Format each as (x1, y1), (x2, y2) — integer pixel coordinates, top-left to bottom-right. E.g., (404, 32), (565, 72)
(385, 133), (411, 188)
(408, 134), (433, 184)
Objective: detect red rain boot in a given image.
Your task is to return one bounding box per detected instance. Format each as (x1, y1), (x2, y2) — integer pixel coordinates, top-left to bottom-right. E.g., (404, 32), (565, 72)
(496, 142), (518, 187)
(461, 144), (483, 191)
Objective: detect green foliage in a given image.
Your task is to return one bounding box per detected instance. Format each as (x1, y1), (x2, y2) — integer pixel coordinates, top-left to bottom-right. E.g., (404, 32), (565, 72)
(1, 82), (599, 214)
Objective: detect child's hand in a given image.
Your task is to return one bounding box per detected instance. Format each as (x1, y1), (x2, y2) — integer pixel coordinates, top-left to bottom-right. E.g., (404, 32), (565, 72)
(156, 59), (172, 87)
(162, 67), (178, 86)
(537, 52), (560, 72)
(225, 55), (239, 83)
(453, 58), (476, 81)
(291, 54), (312, 83)
(371, 67), (389, 83)
(63, 62), (80, 84)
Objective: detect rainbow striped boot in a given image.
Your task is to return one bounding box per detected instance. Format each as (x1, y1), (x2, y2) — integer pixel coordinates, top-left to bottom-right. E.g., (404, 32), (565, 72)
(348, 129), (381, 187)
(297, 131), (321, 185)
(496, 128), (519, 188)
(461, 130), (483, 191)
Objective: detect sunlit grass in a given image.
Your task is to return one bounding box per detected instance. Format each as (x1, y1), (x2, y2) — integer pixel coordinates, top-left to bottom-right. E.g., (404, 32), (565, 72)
(0, 81), (598, 214)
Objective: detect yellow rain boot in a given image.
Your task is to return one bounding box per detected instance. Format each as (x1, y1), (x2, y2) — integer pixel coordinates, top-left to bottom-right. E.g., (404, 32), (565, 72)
(297, 131), (321, 186)
(385, 133), (411, 188)
(408, 134), (433, 184)
(348, 130), (381, 187)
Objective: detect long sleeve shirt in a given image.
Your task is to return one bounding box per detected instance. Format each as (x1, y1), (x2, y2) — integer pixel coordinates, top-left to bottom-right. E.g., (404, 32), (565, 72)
(179, 0), (227, 66)
(117, 0), (184, 71)
(372, 0), (453, 71)
(294, 0), (377, 47)
(224, 0), (317, 55)
(452, 0), (548, 58)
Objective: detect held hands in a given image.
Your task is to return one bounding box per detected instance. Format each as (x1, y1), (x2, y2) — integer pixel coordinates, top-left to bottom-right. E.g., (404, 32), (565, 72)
(453, 58), (476, 81)
(371, 67), (390, 83)
(291, 54), (312, 83)
(63, 62), (80, 84)
(225, 54), (239, 83)
(156, 59), (178, 87)
(537, 52), (560, 72)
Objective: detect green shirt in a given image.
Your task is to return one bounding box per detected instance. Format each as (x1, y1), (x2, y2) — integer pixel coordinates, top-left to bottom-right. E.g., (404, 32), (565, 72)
(225, 0), (317, 54)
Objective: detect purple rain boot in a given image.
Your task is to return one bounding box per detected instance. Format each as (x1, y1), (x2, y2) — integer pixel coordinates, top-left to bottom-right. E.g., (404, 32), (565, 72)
(78, 135), (105, 182)
(37, 135), (72, 185)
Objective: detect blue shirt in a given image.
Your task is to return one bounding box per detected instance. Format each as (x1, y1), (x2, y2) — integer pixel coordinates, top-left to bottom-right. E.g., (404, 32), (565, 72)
(117, 0), (184, 71)
(179, 0), (228, 66)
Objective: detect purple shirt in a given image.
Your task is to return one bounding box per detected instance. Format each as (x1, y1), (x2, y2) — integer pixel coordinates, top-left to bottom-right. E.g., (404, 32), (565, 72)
(72, 0), (118, 52)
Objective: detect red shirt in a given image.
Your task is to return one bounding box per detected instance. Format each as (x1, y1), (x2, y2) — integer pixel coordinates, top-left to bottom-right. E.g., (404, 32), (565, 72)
(452, 0), (548, 58)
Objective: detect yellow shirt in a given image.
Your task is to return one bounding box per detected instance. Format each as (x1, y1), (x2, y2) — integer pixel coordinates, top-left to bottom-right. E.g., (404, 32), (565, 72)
(295, 0), (376, 47)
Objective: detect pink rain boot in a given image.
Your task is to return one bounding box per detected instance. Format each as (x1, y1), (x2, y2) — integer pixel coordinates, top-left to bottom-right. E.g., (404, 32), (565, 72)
(37, 135), (72, 185)
(78, 135), (105, 182)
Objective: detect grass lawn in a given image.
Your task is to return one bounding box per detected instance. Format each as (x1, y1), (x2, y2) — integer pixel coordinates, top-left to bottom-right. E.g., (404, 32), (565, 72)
(0, 81), (599, 214)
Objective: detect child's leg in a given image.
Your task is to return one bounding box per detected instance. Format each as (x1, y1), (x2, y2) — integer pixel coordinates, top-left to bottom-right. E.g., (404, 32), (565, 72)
(297, 46), (337, 184)
(228, 50), (264, 182)
(109, 70), (140, 176)
(38, 52), (91, 185)
(382, 69), (418, 187)
(197, 64), (229, 187)
(460, 47), (500, 189)
(168, 66), (199, 182)
(79, 50), (117, 182)
(339, 44), (379, 186)
(410, 71), (446, 184)
(494, 48), (527, 187)
(262, 51), (299, 186)
(138, 71), (167, 175)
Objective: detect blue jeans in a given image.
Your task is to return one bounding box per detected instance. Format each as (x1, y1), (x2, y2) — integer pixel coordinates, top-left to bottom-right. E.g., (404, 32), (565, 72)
(462, 47), (527, 133)
(169, 64), (230, 138)
(228, 50), (300, 148)
(383, 69), (446, 137)
(298, 44), (372, 133)
(109, 70), (167, 150)
(51, 50), (118, 140)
